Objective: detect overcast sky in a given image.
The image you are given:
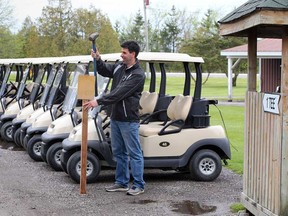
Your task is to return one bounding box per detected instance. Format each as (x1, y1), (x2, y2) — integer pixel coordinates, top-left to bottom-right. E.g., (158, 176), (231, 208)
(10, 0), (248, 31)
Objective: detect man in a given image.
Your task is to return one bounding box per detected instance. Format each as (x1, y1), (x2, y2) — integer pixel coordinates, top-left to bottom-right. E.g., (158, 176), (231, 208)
(84, 41), (145, 196)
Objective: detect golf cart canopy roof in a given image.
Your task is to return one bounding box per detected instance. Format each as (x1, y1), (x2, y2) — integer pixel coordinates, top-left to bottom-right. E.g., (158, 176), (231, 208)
(0, 54), (120, 65)
(0, 52), (203, 65)
(100, 52), (204, 63)
(138, 52), (204, 63)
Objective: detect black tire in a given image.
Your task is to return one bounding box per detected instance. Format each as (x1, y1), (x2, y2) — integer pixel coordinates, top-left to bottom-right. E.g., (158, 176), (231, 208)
(13, 127), (22, 147)
(46, 142), (63, 171)
(189, 149), (222, 181)
(27, 135), (43, 161)
(40, 143), (48, 163)
(0, 121), (13, 142)
(61, 160), (68, 174)
(20, 130), (25, 147)
(67, 151), (101, 184)
(23, 134), (30, 150)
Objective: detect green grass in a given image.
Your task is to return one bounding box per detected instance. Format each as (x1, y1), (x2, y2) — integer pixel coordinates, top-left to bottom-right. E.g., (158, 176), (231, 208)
(230, 203), (246, 213)
(144, 76), (246, 175)
(210, 105), (244, 175)
(202, 77), (247, 100)
(145, 76), (249, 101)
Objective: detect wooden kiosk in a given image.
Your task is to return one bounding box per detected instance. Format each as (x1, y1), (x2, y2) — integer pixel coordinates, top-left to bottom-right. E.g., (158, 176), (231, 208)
(219, 1), (288, 215)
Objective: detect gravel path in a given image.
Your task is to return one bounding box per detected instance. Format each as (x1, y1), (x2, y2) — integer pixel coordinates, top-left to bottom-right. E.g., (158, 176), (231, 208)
(0, 142), (242, 216)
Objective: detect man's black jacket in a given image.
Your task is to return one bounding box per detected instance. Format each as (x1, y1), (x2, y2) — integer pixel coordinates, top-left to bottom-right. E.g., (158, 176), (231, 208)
(96, 59), (145, 122)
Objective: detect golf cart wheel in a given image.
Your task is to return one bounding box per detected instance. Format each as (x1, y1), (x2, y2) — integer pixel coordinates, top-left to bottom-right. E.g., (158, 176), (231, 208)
(13, 127), (22, 147)
(0, 121), (13, 142)
(67, 151), (101, 184)
(23, 134), (30, 150)
(27, 135), (43, 161)
(189, 149), (222, 181)
(20, 131), (26, 148)
(46, 142), (63, 171)
(61, 160), (68, 174)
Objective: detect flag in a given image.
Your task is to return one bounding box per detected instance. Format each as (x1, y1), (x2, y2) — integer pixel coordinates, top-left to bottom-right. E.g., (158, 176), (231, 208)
(145, 0), (149, 6)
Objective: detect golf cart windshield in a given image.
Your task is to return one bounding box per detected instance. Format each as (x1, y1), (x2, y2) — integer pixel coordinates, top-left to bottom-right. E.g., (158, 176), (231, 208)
(0, 66), (4, 86)
(62, 63), (87, 113)
(45, 63), (65, 108)
(16, 65), (31, 100)
(0, 65), (12, 98)
(88, 75), (110, 118)
(97, 75), (109, 95)
(39, 64), (57, 106)
(28, 65), (46, 103)
(62, 63), (110, 114)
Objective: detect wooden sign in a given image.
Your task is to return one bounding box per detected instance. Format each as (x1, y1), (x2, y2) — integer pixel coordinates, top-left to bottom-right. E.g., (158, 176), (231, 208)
(262, 93), (280, 115)
(77, 75), (95, 100)
(77, 75), (95, 194)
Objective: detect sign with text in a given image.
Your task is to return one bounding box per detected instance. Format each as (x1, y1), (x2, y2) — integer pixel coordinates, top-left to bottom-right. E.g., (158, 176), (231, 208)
(262, 93), (280, 115)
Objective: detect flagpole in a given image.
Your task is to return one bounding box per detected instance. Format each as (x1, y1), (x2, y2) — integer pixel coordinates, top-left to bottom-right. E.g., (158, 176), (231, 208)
(143, 0), (149, 77)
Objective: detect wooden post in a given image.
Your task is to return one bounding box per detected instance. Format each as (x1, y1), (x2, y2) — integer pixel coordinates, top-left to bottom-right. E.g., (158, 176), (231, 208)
(281, 31), (288, 214)
(77, 75), (95, 195)
(248, 31), (257, 92)
(80, 98), (88, 194)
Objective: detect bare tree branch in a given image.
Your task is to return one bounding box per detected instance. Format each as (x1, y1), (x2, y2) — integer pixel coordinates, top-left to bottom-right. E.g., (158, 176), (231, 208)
(0, 0), (13, 27)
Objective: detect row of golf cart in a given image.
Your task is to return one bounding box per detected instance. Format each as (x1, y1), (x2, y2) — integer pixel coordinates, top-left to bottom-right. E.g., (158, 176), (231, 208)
(0, 52), (231, 183)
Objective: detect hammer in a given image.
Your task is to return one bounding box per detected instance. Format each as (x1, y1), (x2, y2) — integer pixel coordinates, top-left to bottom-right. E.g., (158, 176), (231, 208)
(89, 32), (99, 96)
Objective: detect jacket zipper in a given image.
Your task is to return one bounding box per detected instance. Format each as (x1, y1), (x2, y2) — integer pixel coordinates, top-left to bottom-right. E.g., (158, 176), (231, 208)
(122, 100), (127, 117)
(121, 72), (132, 118)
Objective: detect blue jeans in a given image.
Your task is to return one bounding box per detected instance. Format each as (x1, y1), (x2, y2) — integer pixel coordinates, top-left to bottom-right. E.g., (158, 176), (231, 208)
(110, 120), (145, 190)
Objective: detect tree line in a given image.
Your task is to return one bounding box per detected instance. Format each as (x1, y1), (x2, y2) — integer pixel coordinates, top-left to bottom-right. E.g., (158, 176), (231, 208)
(0, 0), (247, 79)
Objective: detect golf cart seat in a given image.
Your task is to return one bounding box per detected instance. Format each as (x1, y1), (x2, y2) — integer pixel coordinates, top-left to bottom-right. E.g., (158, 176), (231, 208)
(139, 94), (192, 137)
(23, 82), (35, 96)
(6, 81), (19, 95)
(1, 97), (14, 107)
(139, 91), (158, 117)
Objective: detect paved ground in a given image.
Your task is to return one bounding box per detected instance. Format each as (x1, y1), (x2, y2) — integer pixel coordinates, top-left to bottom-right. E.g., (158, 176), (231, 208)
(0, 141), (242, 216)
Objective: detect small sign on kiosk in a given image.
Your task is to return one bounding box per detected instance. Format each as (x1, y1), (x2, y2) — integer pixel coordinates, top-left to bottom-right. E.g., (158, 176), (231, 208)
(77, 75), (95, 194)
(262, 93), (280, 115)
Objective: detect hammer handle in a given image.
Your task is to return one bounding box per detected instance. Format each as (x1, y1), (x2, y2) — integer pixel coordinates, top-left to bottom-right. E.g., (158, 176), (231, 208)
(92, 43), (98, 96)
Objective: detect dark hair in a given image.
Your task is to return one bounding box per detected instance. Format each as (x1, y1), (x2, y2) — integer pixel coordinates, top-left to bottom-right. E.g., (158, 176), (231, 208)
(121, 41), (140, 57)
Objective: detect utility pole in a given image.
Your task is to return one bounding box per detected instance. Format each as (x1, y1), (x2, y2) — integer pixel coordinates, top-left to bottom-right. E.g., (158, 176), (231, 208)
(143, 0), (149, 77)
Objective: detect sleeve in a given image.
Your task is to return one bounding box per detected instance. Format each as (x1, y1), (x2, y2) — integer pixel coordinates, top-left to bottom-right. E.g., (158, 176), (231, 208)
(96, 59), (118, 78)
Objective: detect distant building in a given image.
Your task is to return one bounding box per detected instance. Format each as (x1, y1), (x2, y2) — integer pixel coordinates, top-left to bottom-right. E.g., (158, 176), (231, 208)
(221, 38), (282, 100)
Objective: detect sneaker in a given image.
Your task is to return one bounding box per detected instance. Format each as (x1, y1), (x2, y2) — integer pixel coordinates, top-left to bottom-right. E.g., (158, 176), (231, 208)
(126, 186), (144, 196)
(105, 184), (129, 192)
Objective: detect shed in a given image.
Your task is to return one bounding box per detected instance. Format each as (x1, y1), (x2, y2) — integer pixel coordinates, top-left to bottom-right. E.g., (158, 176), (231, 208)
(219, 0), (288, 215)
(221, 38), (282, 100)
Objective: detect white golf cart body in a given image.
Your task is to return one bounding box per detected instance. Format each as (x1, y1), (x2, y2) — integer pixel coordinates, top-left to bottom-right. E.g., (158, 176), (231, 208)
(44, 54), (120, 138)
(61, 52), (231, 183)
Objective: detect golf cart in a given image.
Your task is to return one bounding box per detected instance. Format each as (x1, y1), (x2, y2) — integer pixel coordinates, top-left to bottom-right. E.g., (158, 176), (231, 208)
(0, 63), (23, 116)
(12, 63), (53, 146)
(0, 63), (44, 142)
(19, 56), (100, 151)
(60, 52), (231, 183)
(40, 54), (120, 171)
(25, 55), (108, 161)
(25, 62), (68, 160)
(40, 62), (90, 169)
(17, 63), (61, 149)
(19, 62), (65, 150)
